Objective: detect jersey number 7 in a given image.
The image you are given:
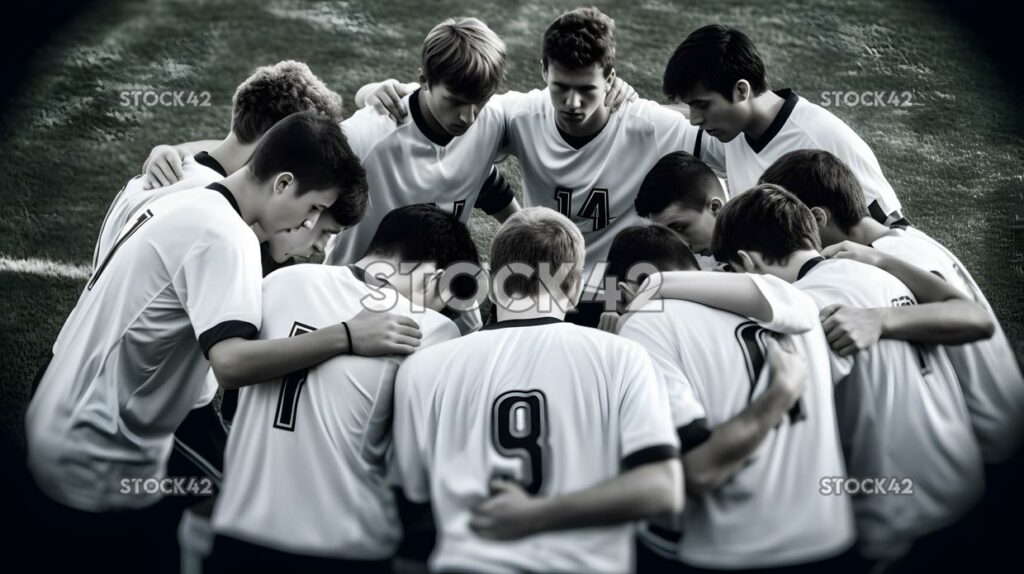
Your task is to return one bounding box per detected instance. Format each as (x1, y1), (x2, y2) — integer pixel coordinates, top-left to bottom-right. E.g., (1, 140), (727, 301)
(272, 322), (317, 431)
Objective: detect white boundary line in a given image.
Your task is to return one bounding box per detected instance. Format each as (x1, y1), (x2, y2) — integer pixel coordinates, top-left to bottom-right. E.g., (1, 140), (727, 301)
(0, 256), (92, 281)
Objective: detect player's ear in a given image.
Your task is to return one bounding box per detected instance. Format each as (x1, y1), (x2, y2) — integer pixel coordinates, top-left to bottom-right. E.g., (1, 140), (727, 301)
(540, 60), (548, 83)
(735, 249), (757, 273)
(809, 206), (830, 229)
(617, 280), (638, 309)
(708, 197), (724, 216)
(274, 172), (295, 195)
(734, 80), (750, 103)
(417, 68), (427, 87)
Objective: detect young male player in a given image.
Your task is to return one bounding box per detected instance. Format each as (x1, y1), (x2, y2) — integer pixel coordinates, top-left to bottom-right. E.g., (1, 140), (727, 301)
(391, 207), (683, 573)
(24, 112), (373, 572)
(663, 24), (906, 224)
(758, 148), (1024, 464)
(607, 225), (856, 571)
(710, 184), (986, 566)
(207, 205), (477, 573)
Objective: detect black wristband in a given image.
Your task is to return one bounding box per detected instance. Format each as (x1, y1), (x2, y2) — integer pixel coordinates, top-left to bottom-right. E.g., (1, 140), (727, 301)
(342, 321), (354, 355)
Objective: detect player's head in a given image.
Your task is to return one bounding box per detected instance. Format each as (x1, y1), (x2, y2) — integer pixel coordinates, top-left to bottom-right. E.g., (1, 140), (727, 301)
(231, 60), (345, 144)
(489, 207), (586, 311)
(635, 151), (726, 256)
(711, 183), (821, 278)
(247, 111), (368, 235)
(363, 204), (481, 312)
(607, 224), (699, 313)
(541, 7), (616, 132)
(663, 25), (768, 142)
(758, 149), (869, 247)
(417, 17), (506, 137)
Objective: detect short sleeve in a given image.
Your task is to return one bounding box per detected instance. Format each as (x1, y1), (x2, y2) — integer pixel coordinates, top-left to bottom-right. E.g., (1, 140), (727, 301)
(391, 358), (432, 502)
(616, 343), (681, 469)
(173, 224), (262, 358)
(644, 101), (701, 157)
(341, 106), (400, 161)
(748, 273), (819, 334)
(473, 165), (515, 215)
(823, 124), (902, 223)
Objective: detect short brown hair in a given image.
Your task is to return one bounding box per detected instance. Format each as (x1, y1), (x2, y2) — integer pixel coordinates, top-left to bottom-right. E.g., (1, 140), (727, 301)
(758, 149), (869, 233)
(711, 184), (821, 265)
(489, 207), (585, 301)
(421, 18), (506, 102)
(231, 60), (344, 144)
(542, 7), (616, 75)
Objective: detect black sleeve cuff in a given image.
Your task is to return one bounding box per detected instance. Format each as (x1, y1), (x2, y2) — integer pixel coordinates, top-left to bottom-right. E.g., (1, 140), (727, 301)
(677, 419), (712, 454)
(622, 444), (679, 470)
(474, 166), (515, 215)
(198, 320), (258, 359)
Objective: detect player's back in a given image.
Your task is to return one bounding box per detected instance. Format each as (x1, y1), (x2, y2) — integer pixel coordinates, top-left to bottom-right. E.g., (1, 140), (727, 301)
(871, 226), (1024, 462)
(212, 264), (459, 559)
(94, 153), (225, 267)
(621, 296), (854, 569)
(393, 318), (678, 573)
(794, 257), (983, 559)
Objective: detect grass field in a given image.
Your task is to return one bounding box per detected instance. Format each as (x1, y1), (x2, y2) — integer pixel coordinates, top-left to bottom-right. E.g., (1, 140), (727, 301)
(1, 0), (1022, 455)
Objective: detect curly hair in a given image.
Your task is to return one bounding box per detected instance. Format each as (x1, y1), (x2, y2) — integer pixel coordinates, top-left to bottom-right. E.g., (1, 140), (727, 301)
(542, 7), (616, 75)
(231, 60), (344, 144)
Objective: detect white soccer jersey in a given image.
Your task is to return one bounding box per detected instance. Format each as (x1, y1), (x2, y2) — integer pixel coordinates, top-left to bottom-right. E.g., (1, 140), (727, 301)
(620, 274), (854, 569)
(93, 152), (227, 268)
(26, 183), (262, 512)
(700, 90), (903, 223)
(212, 264), (459, 559)
(794, 257), (984, 560)
(392, 318), (679, 573)
(872, 227), (1024, 463)
(498, 90), (702, 291)
(324, 90), (510, 266)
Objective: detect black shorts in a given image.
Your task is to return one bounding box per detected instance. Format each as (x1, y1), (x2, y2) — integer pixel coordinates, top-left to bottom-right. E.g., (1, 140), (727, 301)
(205, 534), (392, 574)
(636, 535), (867, 574)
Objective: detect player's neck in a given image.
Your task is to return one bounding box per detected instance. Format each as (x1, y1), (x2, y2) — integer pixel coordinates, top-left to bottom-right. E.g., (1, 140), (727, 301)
(208, 133), (257, 175)
(494, 295), (568, 323)
(218, 169), (262, 226)
(417, 91), (450, 138)
(555, 105), (610, 138)
(778, 249), (823, 283)
(847, 217), (892, 246)
(743, 91), (785, 141)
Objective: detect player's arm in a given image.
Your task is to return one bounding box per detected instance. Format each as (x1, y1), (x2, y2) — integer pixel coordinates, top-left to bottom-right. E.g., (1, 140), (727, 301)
(142, 140), (220, 189)
(208, 308), (423, 390)
(470, 459), (682, 540)
(630, 271), (816, 334)
(474, 165), (521, 223)
(681, 336), (806, 495)
(819, 241), (994, 354)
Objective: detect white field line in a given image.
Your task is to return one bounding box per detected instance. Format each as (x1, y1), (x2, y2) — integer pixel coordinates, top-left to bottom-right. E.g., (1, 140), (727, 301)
(0, 256), (92, 281)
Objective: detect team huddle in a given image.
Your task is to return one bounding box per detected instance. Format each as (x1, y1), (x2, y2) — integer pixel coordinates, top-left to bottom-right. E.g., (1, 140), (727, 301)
(23, 6), (1024, 574)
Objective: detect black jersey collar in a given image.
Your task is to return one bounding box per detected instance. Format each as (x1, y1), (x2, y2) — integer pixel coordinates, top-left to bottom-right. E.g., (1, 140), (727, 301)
(409, 89), (454, 147)
(194, 151), (227, 177)
(797, 255), (827, 280)
(745, 89), (799, 154)
(482, 317), (564, 331)
(206, 182), (241, 217)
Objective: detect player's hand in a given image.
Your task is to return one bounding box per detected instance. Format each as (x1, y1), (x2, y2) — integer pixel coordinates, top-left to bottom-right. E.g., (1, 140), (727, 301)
(470, 479), (547, 540)
(765, 335), (807, 406)
(630, 273), (664, 311)
(597, 311), (621, 334)
(821, 240), (885, 268)
(366, 79), (419, 122)
(605, 76), (638, 112)
(820, 304), (884, 356)
(344, 308), (422, 356)
(142, 144), (186, 190)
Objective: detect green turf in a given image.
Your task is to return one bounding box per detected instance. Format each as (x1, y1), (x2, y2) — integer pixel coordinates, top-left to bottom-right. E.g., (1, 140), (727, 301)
(1, 0), (1022, 451)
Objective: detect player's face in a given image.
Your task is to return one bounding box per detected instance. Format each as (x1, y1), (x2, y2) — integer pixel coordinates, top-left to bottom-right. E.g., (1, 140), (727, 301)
(265, 174), (338, 234)
(266, 212), (343, 263)
(544, 61), (612, 134)
(420, 83), (491, 137)
(651, 202), (718, 256)
(681, 82), (749, 142)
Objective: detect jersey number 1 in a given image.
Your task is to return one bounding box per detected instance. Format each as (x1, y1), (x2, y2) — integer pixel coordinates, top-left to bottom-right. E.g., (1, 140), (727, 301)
(272, 322), (317, 431)
(491, 390), (548, 494)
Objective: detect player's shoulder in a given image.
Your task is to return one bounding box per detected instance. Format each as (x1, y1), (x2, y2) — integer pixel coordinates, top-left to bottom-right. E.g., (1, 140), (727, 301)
(492, 89), (548, 119)
(789, 93), (865, 147)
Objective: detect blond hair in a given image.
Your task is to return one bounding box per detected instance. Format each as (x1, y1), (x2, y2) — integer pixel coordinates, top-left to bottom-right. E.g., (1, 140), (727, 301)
(490, 207), (585, 301)
(421, 17), (506, 102)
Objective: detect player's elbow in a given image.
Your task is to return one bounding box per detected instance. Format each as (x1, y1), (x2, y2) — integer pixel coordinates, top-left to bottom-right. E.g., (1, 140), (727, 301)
(682, 457), (726, 497)
(951, 301), (995, 343)
(637, 459), (684, 516)
(208, 343), (247, 390)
